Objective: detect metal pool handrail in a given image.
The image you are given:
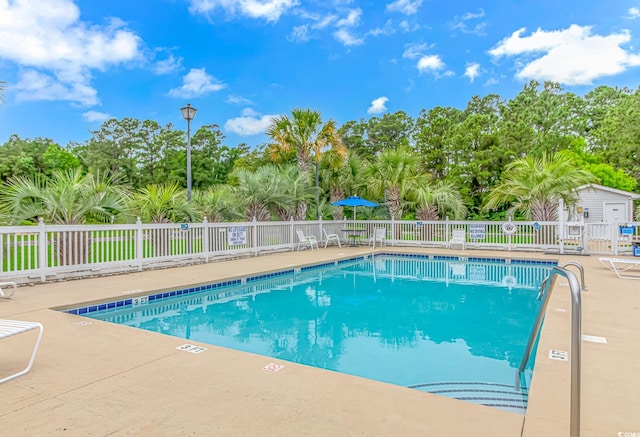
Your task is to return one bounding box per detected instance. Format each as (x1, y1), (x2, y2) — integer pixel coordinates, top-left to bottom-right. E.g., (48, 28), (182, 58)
(561, 261), (587, 291)
(518, 266), (582, 437)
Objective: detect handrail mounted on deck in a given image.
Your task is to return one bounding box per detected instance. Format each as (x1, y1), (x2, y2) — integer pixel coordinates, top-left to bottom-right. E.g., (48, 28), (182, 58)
(519, 266), (582, 437)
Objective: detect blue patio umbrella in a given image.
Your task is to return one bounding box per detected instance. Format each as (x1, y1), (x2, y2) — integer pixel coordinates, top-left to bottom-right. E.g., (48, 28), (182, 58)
(331, 196), (378, 222)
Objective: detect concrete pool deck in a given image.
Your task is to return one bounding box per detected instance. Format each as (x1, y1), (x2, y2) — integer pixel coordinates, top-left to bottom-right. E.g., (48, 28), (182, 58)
(1, 247), (638, 436)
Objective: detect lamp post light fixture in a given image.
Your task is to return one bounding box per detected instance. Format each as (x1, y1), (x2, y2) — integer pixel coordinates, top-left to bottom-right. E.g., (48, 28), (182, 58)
(180, 103), (197, 201)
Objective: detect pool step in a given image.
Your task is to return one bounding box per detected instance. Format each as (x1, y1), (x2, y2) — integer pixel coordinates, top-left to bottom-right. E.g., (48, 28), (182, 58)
(407, 381), (528, 414)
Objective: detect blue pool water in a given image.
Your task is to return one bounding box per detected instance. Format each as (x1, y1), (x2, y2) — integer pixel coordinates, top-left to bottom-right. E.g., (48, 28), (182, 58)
(72, 254), (554, 413)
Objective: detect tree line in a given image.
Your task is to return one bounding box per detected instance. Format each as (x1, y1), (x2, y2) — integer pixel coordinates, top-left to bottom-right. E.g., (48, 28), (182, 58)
(0, 80), (638, 225)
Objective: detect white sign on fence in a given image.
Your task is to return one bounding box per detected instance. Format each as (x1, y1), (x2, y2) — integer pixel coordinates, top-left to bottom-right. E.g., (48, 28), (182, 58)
(469, 224), (485, 240)
(228, 226), (247, 246)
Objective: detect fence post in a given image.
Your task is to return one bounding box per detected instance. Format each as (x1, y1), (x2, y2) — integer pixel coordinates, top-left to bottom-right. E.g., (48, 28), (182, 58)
(391, 216), (396, 244)
(558, 199), (565, 254)
(445, 217), (450, 247)
(252, 217), (258, 256)
(38, 218), (47, 283)
(290, 217), (295, 251)
(318, 216), (323, 241)
(203, 217), (209, 262)
(613, 221), (619, 256)
(135, 217), (143, 271)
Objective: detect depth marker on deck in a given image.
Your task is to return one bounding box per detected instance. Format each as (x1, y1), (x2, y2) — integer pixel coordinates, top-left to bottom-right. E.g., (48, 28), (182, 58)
(549, 349), (568, 361)
(582, 334), (607, 344)
(263, 362), (285, 372)
(176, 344), (207, 353)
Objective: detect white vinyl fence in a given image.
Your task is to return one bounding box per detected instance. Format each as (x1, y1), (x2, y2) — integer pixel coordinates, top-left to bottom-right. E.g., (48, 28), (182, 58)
(1, 218), (638, 284)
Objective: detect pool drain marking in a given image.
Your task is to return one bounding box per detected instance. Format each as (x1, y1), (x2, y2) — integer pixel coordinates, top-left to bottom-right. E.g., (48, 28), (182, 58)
(176, 344), (207, 353)
(582, 334), (607, 344)
(263, 363), (285, 372)
(549, 349), (568, 361)
(75, 321), (92, 326)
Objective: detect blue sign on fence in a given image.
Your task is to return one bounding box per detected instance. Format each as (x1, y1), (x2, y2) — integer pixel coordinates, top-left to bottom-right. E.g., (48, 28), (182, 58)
(533, 221), (542, 231)
(619, 225), (635, 235)
(180, 223), (189, 231)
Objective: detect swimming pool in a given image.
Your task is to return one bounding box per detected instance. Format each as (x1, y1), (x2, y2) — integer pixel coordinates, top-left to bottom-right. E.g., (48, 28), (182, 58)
(68, 254), (555, 413)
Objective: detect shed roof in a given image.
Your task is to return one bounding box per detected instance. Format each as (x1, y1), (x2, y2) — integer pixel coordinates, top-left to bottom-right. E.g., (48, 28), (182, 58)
(576, 184), (640, 199)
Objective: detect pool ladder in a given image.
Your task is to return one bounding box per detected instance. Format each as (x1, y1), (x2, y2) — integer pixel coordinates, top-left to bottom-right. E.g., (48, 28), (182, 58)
(518, 264), (583, 437)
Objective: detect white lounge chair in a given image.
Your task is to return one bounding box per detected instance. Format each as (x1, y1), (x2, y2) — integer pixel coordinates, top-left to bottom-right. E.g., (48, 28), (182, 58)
(369, 228), (387, 247)
(0, 281), (17, 299)
(597, 257), (640, 279)
(323, 229), (341, 248)
(449, 229), (466, 250)
(0, 319), (44, 384)
(296, 229), (319, 251)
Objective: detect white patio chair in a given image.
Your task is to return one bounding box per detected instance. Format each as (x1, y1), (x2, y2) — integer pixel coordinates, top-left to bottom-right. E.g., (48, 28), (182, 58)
(449, 228), (466, 250)
(597, 257), (640, 279)
(296, 229), (319, 251)
(369, 228), (387, 247)
(323, 229), (341, 248)
(0, 319), (44, 384)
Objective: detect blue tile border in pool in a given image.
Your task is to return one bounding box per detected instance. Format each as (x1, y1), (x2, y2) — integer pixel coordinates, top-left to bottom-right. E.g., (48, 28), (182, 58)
(63, 253), (556, 316)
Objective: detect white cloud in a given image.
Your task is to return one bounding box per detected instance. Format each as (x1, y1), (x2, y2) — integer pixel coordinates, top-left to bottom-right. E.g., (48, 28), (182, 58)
(625, 7), (640, 19)
(289, 24), (310, 42)
(169, 68), (227, 98)
(287, 12), (337, 43)
(464, 63), (481, 82)
(83, 110), (111, 123)
(386, 0), (422, 15)
(399, 20), (420, 32)
(189, 0), (298, 22)
(0, 0), (141, 106)
(224, 108), (275, 135)
(336, 9), (361, 27)
(154, 55), (183, 74)
(368, 20), (395, 37)
(403, 42), (430, 59)
(416, 55), (445, 74)
(333, 28), (364, 46)
(14, 70), (98, 106)
(226, 94), (254, 105)
(367, 96), (388, 114)
(489, 25), (640, 85)
(451, 9), (486, 35)
(332, 8), (364, 46)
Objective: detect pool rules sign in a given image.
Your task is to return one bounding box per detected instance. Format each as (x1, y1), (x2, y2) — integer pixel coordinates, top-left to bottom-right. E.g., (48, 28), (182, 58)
(228, 226), (247, 246)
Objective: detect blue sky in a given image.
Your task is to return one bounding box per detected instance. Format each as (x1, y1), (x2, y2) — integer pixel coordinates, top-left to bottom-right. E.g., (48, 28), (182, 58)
(1, 0), (639, 149)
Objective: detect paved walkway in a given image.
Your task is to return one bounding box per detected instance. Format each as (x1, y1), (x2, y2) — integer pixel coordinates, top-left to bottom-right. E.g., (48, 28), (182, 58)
(1, 247), (638, 436)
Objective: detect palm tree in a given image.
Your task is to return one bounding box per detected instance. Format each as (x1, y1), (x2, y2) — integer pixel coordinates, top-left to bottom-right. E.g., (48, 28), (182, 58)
(266, 108), (346, 219)
(231, 165), (290, 221)
(484, 153), (597, 221)
(127, 182), (199, 257)
(0, 168), (128, 225)
(320, 150), (367, 220)
(413, 180), (467, 220)
(365, 146), (425, 220)
(272, 164), (315, 221)
(0, 168), (129, 263)
(129, 182), (198, 223)
(193, 185), (241, 222)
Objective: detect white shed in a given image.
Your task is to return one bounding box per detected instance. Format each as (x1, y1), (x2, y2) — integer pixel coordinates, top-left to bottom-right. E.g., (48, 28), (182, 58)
(563, 184), (640, 223)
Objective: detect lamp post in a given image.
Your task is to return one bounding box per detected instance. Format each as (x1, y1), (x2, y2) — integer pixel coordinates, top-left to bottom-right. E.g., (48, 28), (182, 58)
(180, 103), (197, 201)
